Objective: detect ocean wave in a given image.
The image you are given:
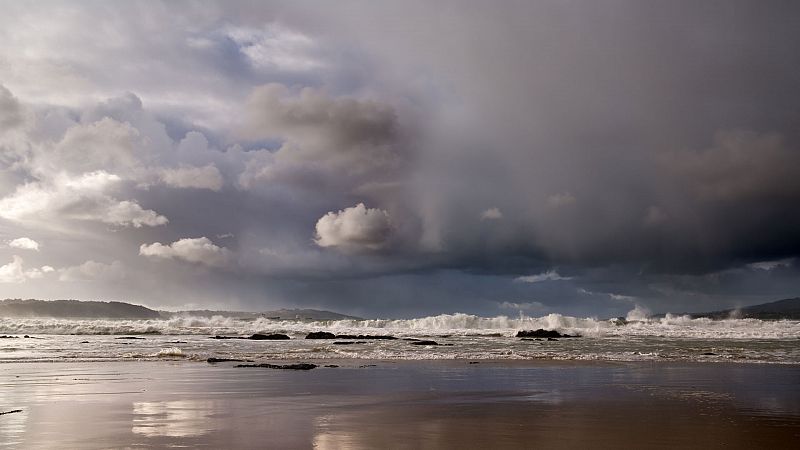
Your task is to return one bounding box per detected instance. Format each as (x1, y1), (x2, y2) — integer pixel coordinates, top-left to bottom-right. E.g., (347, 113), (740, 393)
(1, 312), (798, 340)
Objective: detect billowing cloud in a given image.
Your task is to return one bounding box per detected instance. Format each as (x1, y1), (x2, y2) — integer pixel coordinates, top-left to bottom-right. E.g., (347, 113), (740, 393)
(31, 117), (143, 179)
(0, 171), (168, 228)
(140, 237), (231, 268)
(243, 84), (404, 178)
(0, 256), (52, 283)
(315, 203), (392, 251)
(160, 165), (224, 191)
(8, 237), (40, 251)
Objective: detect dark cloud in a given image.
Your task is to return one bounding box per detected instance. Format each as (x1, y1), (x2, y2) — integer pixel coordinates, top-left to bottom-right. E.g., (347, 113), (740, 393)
(0, 1), (798, 316)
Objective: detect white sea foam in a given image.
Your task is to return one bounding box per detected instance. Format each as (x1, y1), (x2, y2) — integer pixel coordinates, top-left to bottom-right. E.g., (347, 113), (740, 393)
(153, 347), (185, 357)
(0, 312), (798, 340)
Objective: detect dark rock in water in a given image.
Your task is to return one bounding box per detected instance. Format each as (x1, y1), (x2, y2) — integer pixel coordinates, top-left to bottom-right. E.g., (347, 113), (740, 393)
(80, 341), (89, 344)
(170, 341), (188, 344)
(305, 331), (336, 339)
(207, 357), (246, 363)
(701, 352), (717, 356)
(516, 329), (578, 338)
(359, 364), (377, 368)
(411, 340), (439, 346)
(115, 336), (146, 340)
(468, 361), (480, 364)
(547, 337), (558, 341)
(611, 317), (629, 326)
(333, 341), (367, 345)
(236, 363), (317, 370)
(0, 335), (18, 339)
(336, 334), (397, 340)
(306, 331), (397, 340)
(210, 334), (290, 340)
(248, 333), (290, 340)
(0, 409), (23, 416)
(402, 338), (421, 341)
(324, 365), (340, 368)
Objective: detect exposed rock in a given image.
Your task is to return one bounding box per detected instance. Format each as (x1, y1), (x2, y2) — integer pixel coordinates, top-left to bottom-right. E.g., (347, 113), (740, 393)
(702, 352), (717, 356)
(115, 336), (146, 340)
(547, 337), (558, 341)
(0, 409), (22, 416)
(207, 357), (247, 363)
(305, 331), (336, 339)
(402, 338), (421, 341)
(516, 329), (578, 338)
(248, 333), (290, 340)
(468, 361), (480, 364)
(359, 364), (377, 368)
(335, 334), (397, 340)
(324, 365), (340, 368)
(333, 341), (367, 345)
(210, 334), (290, 340)
(236, 363), (317, 370)
(306, 331), (396, 340)
(410, 340), (439, 346)
(0, 335), (18, 339)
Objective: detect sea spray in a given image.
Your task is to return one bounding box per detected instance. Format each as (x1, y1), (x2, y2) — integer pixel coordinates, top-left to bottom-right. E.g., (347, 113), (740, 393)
(1, 311), (798, 339)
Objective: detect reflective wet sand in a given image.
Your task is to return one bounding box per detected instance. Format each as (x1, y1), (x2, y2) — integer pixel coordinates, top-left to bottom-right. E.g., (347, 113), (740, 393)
(1, 360), (799, 448)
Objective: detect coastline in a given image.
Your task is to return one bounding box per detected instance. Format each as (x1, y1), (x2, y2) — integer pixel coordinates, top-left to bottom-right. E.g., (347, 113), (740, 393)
(2, 359), (799, 449)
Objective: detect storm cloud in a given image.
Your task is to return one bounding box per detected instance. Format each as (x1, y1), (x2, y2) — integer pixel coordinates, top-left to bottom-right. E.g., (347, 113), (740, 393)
(0, 1), (798, 317)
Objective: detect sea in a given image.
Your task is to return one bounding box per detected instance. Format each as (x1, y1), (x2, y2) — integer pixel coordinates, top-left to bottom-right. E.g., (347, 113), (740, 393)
(2, 310), (799, 364)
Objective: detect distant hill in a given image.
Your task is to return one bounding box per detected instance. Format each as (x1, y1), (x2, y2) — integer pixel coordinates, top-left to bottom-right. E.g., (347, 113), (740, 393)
(665, 297), (800, 320)
(0, 299), (161, 319)
(0, 299), (362, 321)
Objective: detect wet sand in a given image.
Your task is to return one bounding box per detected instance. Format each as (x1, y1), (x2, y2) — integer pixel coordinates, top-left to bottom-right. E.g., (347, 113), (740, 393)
(1, 360), (799, 449)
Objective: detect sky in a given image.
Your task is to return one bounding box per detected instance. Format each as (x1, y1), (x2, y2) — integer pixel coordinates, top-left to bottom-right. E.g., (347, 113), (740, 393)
(1, 1), (799, 318)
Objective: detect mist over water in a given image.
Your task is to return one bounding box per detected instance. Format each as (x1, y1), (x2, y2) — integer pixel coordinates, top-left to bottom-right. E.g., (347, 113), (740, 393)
(2, 310), (798, 364)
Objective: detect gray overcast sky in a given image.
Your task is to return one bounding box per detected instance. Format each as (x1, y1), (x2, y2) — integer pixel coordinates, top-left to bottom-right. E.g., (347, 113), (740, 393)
(1, 0), (799, 318)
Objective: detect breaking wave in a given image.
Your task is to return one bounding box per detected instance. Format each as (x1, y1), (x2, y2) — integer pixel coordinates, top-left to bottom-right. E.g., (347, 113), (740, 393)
(1, 311), (798, 340)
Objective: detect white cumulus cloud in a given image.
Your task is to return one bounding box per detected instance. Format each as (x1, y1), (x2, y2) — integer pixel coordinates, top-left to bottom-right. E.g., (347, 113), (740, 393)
(8, 237), (40, 251)
(315, 203), (392, 251)
(139, 237), (231, 268)
(0, 171), (168, 228)
(0, 255), (53, 283)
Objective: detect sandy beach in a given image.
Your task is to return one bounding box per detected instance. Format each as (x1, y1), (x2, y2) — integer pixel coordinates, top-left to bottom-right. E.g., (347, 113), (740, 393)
(2, 360), (798, 449)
